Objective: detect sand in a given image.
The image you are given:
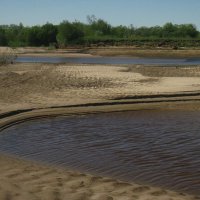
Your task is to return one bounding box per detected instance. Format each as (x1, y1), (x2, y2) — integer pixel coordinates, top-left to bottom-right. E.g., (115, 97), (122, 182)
(0, 61), (200, 199)
(1, 63), (200, 113)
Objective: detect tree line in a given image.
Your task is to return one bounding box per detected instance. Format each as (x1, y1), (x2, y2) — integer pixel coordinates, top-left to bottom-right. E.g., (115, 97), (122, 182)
(0, 16), (200, 47)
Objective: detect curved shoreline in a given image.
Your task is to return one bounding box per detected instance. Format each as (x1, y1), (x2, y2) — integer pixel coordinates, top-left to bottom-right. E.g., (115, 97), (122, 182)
(1, 96), (200, 132)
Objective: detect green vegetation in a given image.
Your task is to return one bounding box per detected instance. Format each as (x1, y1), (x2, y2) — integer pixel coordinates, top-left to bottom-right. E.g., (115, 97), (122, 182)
(57, 21), (84, 46)
(0, 16), (200, 48)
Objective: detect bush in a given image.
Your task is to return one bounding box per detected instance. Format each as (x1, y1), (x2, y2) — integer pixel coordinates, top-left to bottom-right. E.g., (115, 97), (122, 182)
(0, 52), (17, 66)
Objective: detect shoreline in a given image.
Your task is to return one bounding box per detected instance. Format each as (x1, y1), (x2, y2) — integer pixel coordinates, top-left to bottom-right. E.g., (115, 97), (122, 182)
(6, 46), (200, 58)
(1, 98), (200, 132)
(3, 46), (200, 58)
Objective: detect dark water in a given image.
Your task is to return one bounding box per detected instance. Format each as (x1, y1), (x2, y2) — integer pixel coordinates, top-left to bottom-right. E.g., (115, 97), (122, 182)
(16, 56), (200, 65)
(0, 110), (200, 195)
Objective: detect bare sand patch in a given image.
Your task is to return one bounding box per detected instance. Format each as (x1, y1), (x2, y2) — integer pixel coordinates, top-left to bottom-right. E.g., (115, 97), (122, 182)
(1, 63), (200, 113)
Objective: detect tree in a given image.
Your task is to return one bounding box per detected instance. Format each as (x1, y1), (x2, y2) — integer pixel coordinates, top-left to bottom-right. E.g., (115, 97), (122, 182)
(86, 16), (112, 36)
(87, 15), (97, 25)
(91, 19), (111, 36)
(179, 24), (198, 38)
(57, 21), (84, 46)
(0, 19), (199, 47)
(40, 23), (58, 46)
(0, 28), (7, 46)
(27, 26), (42, 46)
(162, 23), (177, 38)
(111, 25), (130, 38)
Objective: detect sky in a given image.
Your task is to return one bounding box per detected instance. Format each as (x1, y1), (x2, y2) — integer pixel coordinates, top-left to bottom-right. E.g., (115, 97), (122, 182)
(0, 0), (200, 29)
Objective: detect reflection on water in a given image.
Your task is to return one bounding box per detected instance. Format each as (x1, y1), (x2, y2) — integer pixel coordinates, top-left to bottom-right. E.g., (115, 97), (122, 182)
(16, 56), (200, 65)
(0, 110), (200, 195)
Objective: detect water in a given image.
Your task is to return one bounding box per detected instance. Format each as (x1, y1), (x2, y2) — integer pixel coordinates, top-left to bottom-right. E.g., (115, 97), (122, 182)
(16, 56), (200, 65)
(0, 110), (200, 195)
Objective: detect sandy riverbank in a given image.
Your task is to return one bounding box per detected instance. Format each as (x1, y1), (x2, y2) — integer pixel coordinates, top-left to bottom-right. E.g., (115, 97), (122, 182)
(1, 63), (200, 113)
(1, 62), (200, 199)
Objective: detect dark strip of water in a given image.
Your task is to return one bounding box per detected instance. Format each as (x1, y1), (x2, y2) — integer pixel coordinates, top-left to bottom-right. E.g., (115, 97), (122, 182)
(16, 56), (200, 65)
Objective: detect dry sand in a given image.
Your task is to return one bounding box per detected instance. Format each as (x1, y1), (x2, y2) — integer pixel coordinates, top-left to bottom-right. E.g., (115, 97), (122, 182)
(1, 63), (200, 113)
(0, 61), (200, 199)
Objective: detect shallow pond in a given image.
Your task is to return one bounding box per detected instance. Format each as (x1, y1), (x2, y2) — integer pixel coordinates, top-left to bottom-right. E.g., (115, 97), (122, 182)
(0, 110), (200, 195)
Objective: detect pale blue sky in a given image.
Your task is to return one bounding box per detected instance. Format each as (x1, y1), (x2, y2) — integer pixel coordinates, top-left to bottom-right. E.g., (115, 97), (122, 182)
(0, 0), (200, 29)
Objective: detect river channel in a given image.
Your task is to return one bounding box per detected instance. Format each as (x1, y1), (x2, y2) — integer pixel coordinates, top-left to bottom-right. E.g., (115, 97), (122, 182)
(16, 56), (200, 65)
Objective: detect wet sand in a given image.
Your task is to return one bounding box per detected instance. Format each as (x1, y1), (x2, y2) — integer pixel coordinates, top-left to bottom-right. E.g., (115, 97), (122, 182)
(0, 60), (200, 199)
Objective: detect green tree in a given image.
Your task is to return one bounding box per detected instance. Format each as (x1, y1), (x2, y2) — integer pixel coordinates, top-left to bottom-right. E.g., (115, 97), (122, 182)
(0, 28), (7, 46)
(179, 24), (198, 38)
(57, 21), (84, 46)
(27, 26), (42, 46)
(92, 19), (111, 36)
(162, 23), (177, 38)
(40, 23), (58, 46)
(111, 25), (130, 38)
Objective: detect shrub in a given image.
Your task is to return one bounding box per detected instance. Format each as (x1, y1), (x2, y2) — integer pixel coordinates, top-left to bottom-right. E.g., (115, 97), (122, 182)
(0, 52), (17, 66)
